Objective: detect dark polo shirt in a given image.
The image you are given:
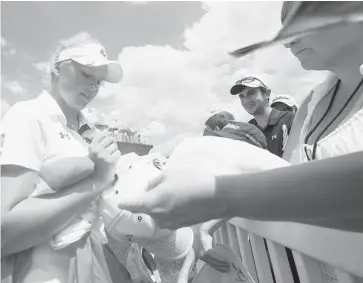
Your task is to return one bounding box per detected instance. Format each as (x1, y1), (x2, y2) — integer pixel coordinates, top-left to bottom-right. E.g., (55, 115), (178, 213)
(249, 109), (295, 157)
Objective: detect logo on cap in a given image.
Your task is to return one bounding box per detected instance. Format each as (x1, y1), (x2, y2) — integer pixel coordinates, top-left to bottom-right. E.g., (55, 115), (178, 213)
(272, 96), (288, 103)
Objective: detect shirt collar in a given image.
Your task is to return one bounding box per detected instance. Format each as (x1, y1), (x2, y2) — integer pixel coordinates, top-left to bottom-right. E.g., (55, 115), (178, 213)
(249, 108), (286, 128)
(267, 108), (286, 126)
(36, 90), (93, 130)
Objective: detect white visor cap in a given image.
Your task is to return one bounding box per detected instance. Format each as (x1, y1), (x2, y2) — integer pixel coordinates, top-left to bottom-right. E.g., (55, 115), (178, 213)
(54, 43), (123, 83)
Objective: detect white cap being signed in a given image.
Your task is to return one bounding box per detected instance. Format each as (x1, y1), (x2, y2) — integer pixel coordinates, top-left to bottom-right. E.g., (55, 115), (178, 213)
(99, 158), (194, 260)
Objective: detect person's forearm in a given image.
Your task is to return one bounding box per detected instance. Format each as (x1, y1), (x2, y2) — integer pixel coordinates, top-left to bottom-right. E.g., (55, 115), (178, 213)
(216, 151), (363, 223)
(1, 174), (108, 257)
(201, 218), (231, 235)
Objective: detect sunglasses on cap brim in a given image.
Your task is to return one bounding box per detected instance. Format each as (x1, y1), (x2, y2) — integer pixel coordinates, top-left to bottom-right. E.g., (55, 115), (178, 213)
(231, 77), (269, 96)
(238, 77), (268, 88)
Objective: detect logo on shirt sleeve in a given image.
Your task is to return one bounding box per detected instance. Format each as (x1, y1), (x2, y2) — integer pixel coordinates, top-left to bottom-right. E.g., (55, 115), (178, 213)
(59, 132), (71, 140)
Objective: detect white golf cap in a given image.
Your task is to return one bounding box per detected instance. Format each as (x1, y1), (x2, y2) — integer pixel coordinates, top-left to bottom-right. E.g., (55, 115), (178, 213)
(53, 42), (123, 83)
(99, 159), (194, 260)
(270, 94), (297, 107)
(105, 210), (194, 261)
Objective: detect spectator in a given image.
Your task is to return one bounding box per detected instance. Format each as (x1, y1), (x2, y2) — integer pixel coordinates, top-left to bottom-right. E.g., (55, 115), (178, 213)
(270, 94), (298, 113)
(230, 77), (295, 157)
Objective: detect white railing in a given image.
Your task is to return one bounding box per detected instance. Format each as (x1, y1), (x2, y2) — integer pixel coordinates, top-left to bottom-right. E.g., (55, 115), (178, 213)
(208, 219), (363, 283)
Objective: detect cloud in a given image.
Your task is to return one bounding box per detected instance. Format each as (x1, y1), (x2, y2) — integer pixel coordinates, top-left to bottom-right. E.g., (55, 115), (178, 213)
(140, 121), (167, 144)
(59, 32), (97, 47)
(3, 80), (27, 96)
(34, 61), (49, 73)
(149, 132), (197, 158)
(73, 3), (329, 154)
(3, 48), (16, 56)
(1, 36), (16, 56)
(1, 37), (8, 47)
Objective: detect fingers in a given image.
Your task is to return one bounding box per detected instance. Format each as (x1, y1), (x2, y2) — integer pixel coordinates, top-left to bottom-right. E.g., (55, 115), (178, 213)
(177, 249), (196, 283)
(106, 142), (119, 154)
(90, 134), (120, 159)
(146, 172), (164, 191)
(107, 143), (121, 162)
(92, 135), (116, 148)
(92, 132), (108, 144)
(117, 192), (151, 214)
(111, 148), (121, 158)
(108, 149), (121, 164)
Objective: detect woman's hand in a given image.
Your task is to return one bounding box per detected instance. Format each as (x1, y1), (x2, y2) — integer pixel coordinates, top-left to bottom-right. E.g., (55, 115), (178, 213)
(89, 134), (121, 192)
(117, 167), (229, 229)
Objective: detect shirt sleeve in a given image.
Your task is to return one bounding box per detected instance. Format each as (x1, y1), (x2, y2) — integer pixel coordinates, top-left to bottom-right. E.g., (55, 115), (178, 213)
(0, 103), (44, 172)
(285, 112), (296, 135)
(282, 112), (296, 152)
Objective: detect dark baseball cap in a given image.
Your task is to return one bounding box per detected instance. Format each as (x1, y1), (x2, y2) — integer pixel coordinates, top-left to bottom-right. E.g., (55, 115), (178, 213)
(230, 77), (269, 95)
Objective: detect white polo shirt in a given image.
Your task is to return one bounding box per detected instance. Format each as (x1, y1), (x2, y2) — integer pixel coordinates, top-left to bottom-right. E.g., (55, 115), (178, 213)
(0, 91), (98, 283)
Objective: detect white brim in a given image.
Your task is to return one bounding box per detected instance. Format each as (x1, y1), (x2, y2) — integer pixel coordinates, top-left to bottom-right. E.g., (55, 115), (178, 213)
(141, 227), (194, 261)
(230, 83), (259, 95)
(271, 101), (295, 107)
(103, 211), (193, 260)
(104, 61), (123, 83)
(74, 58), (123, 83)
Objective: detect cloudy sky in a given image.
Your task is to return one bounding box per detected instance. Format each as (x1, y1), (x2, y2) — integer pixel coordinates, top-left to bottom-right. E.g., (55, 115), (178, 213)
(1, 1), (328, 155)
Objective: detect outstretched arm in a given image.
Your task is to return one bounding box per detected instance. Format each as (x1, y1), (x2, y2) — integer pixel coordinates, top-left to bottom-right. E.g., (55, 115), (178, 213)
(118, 151), (363, 231)
(219, 151), (363, 225)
